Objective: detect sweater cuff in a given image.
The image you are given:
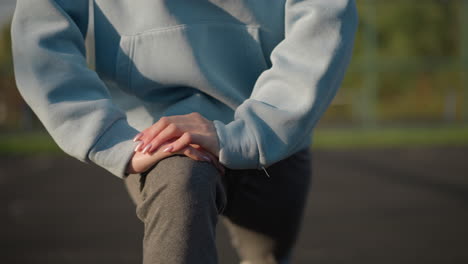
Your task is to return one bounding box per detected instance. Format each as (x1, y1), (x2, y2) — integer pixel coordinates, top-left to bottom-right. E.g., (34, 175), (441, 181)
(213, 119), (259, 169)
(88, 119), (140, 178)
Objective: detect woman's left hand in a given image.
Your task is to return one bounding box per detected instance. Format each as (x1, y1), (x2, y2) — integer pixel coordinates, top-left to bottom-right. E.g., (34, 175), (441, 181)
(134, 112), (220, 157)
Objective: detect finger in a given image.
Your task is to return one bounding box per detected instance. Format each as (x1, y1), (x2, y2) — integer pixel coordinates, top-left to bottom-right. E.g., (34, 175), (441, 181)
(141, 113), (205, 144)
(162, 133), (206, 154)
(132, 132), (144, 142)
(134, 141), (144, 152)
(190, 144), (202, 149)
(142, 139), (176, 155)
(138, 116), (173, 148)
(180, 146), (211, 162)
(190, 145), (221, 169)
(197, 148), (224, 174)
(146, 123), (183, 153)
(162, 132), (193, 153)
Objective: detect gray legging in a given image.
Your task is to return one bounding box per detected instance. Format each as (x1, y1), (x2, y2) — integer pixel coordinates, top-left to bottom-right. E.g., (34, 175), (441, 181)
(124, 148), (312, 264)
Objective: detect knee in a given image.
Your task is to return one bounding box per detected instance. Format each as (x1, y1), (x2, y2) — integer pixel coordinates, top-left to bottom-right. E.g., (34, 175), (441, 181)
(140, 155), (222, 210)
(159, 155), (218, 195)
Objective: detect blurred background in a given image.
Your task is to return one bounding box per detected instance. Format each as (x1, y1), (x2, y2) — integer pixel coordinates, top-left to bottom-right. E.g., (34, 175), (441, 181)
(1, 0), (467, 264)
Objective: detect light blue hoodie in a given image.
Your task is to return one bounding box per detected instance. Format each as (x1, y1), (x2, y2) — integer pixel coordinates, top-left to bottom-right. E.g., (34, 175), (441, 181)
(11, 0), (358, 178)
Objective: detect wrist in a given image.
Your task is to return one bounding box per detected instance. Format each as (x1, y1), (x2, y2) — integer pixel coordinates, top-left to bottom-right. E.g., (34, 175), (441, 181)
(125, 152), (138, 174)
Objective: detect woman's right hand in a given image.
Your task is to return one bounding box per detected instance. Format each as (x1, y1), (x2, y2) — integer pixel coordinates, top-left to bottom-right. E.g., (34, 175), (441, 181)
(126, 140), (224, 175)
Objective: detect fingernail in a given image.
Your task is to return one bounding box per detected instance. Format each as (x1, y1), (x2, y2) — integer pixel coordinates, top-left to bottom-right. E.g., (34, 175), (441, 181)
(133, 133), (143, 142)
(142, 144), (152, 154)
(202, 155), (211, 162)
(134, 142), (143, 152)
(163, 146), (173, 153)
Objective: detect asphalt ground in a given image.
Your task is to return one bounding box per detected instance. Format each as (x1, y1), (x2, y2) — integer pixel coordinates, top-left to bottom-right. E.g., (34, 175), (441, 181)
(1, 147), (467, 264)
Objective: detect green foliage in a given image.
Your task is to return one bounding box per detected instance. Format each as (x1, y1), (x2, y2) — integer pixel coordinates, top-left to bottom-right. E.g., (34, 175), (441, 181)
(376, 1), (458, 58)
(354, 0), (460, 59)
(325, 0), (466, 124)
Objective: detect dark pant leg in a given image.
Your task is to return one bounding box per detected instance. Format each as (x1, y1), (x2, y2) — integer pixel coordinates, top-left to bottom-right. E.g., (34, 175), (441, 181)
(221, 148), (312, 264)
(124, 155), (226, 264)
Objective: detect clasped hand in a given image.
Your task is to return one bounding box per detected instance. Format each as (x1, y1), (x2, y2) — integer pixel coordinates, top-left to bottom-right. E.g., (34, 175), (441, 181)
(125, 112), (223, 174)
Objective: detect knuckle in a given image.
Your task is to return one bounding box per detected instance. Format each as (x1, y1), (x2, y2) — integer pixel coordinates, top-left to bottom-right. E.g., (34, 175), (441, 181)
(147, 125), (157, 134)
(183, 132), (192, 142)
(191, 112), (202, 119)
(200, 123), (210, 131)
(167, 123), (178, 132)
(159, 116), (170, 126)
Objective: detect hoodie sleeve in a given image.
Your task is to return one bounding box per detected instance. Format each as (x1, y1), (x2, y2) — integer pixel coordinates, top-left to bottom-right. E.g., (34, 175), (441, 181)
(213, 0), (358, 169)
(11, 0), (139, 178)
